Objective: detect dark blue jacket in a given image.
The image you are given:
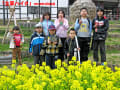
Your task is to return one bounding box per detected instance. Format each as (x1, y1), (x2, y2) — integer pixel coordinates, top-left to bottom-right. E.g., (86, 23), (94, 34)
(92, 16), (109, 40)
(29, 32), (44, 56)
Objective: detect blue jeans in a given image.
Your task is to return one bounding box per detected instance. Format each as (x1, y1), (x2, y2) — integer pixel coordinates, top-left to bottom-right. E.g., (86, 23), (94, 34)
(45, 54), (58, 69)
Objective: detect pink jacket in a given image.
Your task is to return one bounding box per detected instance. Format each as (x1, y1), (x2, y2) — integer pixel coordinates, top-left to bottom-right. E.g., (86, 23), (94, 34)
(54, 18), (69, 38)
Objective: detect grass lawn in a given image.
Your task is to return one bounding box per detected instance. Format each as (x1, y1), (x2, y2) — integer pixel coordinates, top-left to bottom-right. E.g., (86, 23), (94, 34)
(0, 42), (29, 52)
(0, 27), (34, 37)
(0, 44), (9, 51)
(108, 29), (120, 33)
(109, 20), (120, 24)
(106, 37), (120, 46)
(89, 49), (120, 65)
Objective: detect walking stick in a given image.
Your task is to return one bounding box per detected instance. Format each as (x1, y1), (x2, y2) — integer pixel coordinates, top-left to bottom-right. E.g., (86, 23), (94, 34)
(2, 0), (17, 44)
(75, 36), (80, 62)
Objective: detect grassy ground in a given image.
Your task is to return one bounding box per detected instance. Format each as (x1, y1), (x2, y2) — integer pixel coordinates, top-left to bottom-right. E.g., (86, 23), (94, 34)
(109, 20), (120, 24)
(106, 37), (120, 46)
(0, 26), (34, 37)
(0, 42), (29, 51)
(89, 49), (120, 65)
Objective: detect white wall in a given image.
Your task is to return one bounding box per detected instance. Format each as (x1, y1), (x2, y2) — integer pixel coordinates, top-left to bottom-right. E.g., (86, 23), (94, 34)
(0, 0), (69, 20)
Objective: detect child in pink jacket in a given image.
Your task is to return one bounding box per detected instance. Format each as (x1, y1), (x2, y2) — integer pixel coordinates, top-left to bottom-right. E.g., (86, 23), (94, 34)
(54, 10), (69, 60)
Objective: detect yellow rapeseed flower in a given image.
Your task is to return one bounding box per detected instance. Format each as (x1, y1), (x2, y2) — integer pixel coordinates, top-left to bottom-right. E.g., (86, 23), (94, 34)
(12, 59), (16, 64)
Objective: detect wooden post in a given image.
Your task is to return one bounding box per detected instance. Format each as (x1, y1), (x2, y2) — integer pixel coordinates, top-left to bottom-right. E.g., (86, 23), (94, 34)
(2, 0), (21, 44)
(2, 7), (16, 44)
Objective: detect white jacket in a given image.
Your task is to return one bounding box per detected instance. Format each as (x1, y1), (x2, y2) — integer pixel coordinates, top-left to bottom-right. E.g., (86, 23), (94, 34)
(7, 32), (24, 48)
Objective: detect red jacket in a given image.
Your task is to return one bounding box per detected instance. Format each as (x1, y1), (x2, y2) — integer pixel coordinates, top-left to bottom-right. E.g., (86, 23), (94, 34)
(13, 33), (22, 47)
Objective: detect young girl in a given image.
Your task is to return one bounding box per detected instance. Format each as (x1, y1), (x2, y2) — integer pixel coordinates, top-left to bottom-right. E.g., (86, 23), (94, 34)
(7, 26), (24, 65)
(40, 12), (53, 36)
(54, 10), (69, 60)
(92, 7), (109, 65)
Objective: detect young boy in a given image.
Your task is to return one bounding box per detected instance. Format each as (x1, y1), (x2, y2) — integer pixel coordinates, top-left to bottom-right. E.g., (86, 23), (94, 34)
(74, 7), (92, 62)
(29, 23), (44, 65)
(92, 7), (109, 65)
(7, 26), (24, 65)
(43, 25), (62, 69)
(64, 28), (80, 63)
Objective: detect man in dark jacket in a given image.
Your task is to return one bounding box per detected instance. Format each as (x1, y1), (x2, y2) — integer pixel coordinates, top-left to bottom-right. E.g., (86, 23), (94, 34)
(29, 23), (44, 65)
(92, 7), (109, 65)
(64, 29), (80, 63)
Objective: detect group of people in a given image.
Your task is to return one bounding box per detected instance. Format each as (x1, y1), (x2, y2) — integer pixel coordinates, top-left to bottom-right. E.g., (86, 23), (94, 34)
(7, 7), (109, 69)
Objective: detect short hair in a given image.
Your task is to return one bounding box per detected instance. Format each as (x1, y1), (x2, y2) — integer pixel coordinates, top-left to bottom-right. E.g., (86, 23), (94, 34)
(69, 28), (76, 33)
(13, 26), (20, 31)
(57, 10), (65, 18)
(43, 12), (51, 20)
(80, 7), (88, 13)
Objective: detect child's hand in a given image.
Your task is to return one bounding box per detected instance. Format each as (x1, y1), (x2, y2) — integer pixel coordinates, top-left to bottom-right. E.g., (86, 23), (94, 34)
(30, 53), (32, 56)
(67, 53), (70, 57)
(77, 48), (80, 51)
(94, 24), (98, 28)
(48, 41), (51, 45)
(53, 42), (57, 45)
(79, 20), (82, 24)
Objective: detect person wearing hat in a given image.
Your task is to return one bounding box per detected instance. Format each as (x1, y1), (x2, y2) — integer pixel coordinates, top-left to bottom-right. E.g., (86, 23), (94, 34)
(92, 7), (109, 65)
(29, 23), (45, 65)
(43, 24), (62, 69)
(7, 26), (24, 65)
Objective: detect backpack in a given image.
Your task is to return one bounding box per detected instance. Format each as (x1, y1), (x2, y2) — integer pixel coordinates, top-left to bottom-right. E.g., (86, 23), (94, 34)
(78, 18), (91, 29)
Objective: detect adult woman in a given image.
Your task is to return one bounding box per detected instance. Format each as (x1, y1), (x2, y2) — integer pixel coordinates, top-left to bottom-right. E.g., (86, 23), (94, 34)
(54, 10), (69, 60)
(40, 12), (53, 36)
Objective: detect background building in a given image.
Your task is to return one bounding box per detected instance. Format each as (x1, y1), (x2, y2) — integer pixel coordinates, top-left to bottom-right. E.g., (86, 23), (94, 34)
(0, 0), (69, 25)
(0, 0), (120, 25)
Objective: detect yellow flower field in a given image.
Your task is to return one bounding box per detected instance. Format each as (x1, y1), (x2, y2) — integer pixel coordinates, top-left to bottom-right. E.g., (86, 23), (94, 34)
(0, 57), (120, 90)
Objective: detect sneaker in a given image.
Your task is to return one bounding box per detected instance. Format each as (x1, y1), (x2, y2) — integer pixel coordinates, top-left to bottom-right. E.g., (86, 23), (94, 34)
(80, 62), (82, 64)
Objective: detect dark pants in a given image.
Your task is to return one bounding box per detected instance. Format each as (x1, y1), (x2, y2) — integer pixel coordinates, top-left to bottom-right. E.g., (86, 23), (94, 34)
(59, 38), (66, 61)
(78, 37), (91, 62)
(93, 40), (106, 62)
(45, 54), (58, 69)
(67, 54), (74, 65)
(34, 55), (44, 66)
